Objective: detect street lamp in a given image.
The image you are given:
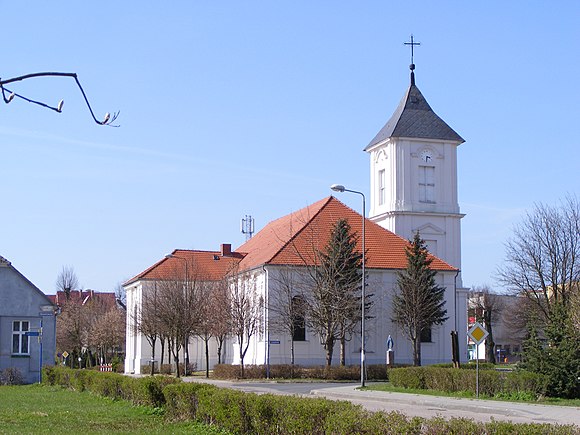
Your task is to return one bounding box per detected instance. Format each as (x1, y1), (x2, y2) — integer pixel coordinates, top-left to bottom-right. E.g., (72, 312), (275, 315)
(164, 253), (190, 377)
(330, 184), (366, 387)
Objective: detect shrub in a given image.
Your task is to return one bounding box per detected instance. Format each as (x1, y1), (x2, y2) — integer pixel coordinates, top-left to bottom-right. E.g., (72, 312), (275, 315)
(212, 363), (389, 381)
(0, 367), (24, 385)
(163, 381), (574, 434)
(388, 366), (548, 399)
(42, 366), (179, 407)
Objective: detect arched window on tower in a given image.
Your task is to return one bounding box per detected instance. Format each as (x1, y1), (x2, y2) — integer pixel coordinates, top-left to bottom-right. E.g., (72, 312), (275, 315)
(291, 296), (306, 341)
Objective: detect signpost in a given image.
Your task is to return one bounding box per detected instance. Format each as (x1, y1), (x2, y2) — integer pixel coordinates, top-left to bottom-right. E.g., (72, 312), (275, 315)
(467, 322), (488, 398)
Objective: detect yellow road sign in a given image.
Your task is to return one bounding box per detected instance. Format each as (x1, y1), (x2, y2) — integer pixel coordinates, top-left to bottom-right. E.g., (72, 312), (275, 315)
(468, 322), (488, 345)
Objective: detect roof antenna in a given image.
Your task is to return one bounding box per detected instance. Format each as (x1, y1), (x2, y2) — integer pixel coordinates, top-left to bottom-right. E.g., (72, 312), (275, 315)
(404, 34), (421, 85)
(241, 215), (254, 241)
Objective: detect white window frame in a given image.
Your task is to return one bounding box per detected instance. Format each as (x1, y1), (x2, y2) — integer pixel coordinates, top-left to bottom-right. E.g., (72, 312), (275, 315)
(419, 166), (435, 203)
(12, 320), (30, 355)
(378, 169), (385, 206)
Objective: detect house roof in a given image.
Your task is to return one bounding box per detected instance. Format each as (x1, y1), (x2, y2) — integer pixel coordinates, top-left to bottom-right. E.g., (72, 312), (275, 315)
(236, 196), (456, 272)
(47, 290), (119, 310)
(125, 197), (456, 285)
(365, 71), (464, 150)
(0, 255), (55, 307)
(124, 249), (242, 285)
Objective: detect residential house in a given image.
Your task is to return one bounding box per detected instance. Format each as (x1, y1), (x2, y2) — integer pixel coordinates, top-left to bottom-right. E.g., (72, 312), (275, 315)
(0, 256), (56, 383)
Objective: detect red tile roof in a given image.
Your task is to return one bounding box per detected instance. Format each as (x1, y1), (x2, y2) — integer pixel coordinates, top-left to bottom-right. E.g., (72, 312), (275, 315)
(125, 197), (455, 285)
(124, 249), (242, 285)
(48, 290), (118, 309)
(237, 196), (456, 272)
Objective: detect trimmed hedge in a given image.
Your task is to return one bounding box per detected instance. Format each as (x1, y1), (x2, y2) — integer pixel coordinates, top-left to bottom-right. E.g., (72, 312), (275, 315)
(43, 368), (576, 434)
(163, 381), (574, 434)
(43, 366), (179, 407)
(212, 364), (389, 381)
(389, 366), (548, 399)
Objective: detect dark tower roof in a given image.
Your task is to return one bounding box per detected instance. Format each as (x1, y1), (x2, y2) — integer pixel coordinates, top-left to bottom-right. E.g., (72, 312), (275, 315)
(365, 71), (464, 150)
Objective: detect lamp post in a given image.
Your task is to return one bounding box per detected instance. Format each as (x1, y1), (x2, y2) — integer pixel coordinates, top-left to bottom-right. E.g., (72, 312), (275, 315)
(330, 184), (366, 387)
(165, 253), (190, 377)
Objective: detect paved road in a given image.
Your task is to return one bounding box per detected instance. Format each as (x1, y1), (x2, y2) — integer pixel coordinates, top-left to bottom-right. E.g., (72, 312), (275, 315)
(185, 377), (580, 427)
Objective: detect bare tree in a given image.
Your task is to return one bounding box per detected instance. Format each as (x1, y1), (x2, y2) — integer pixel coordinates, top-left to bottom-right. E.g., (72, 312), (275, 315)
(135, 283), (163, 375)
(497, 196), (580, 326)
(56, 266), (80, 300)
(56, 299), (88, 367)
(153, 263), (202, 377)
(269, 266), (307, 372)
(90, 308), (125, 365)
(195, 281), (220, 378)
(211, 278), (232, 365)
(469, 285), (505, 363)
(230, 270), (263, 377)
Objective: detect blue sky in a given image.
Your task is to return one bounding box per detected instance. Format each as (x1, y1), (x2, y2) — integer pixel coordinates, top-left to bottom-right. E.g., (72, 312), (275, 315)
(2, 2), (578, 294)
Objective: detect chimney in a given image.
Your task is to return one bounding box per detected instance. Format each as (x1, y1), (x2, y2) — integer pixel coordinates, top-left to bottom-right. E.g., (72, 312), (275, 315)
(220, 243), (232, 257)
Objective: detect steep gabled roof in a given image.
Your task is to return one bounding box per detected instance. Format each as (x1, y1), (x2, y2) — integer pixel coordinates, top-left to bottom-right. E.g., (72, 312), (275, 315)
(365, 72), (464, 150)
(124, 249), (242, 286)
(237, 196), (455, 272)
(0, 255), (56, 307)
(125, 197), (456, 284)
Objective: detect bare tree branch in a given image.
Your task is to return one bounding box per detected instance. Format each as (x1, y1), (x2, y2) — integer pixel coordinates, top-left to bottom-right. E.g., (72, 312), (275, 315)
(0, 71), (119, 126)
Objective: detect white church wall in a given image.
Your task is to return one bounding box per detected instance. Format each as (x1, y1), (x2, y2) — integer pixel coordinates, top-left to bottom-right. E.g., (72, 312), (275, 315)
(125, 263), (468, 374)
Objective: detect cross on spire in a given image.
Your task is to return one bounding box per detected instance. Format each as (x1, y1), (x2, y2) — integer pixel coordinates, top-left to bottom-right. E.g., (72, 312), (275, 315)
(404, 34), (421, 71)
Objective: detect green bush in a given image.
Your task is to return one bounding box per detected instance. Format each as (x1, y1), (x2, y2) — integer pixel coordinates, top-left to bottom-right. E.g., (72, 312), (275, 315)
(0, 367), (24, 385)
(42, 366), (179, 407)
(212, 363), (389, 381)
(42, 367), (576, 434)
(163, 381), (574, 434)
(388, 366), (548, 399)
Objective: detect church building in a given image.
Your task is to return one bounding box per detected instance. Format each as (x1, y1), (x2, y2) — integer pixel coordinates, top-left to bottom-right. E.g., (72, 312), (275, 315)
(124, 63), (468, 374)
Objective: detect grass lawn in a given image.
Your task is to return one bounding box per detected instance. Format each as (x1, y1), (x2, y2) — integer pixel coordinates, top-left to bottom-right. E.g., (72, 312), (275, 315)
(0, 384), (229, 434)
(364, 382), (580, 407)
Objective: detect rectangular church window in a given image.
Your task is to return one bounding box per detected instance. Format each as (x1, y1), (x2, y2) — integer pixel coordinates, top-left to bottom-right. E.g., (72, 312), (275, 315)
(420, 327), (432, 343)
(419, 166), (435, 203)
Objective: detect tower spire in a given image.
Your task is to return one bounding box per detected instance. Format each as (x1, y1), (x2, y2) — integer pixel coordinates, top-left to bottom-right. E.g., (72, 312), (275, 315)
(404, 34), (421, 85)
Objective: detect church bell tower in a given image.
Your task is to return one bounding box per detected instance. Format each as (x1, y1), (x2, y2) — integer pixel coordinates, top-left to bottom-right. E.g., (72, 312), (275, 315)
(365, 59), (465, 282)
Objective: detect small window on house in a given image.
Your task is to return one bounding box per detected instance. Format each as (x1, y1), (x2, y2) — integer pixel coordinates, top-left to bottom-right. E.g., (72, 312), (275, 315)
(378, 169), (386, 206)
(291, 296), (306, 341)
(419, 166), (435, 203)
(420, 327), (432, 343)
(12, 321), (30, 355)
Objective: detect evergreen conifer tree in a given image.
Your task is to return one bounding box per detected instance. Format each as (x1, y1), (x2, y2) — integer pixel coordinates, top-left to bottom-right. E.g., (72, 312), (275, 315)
(392, 232), (448, 366)
(308, 218), (369, 366)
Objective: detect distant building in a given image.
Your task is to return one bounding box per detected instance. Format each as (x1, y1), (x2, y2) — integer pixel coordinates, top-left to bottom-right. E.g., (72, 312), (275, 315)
(48, 289), (121, 311)
(0, 256), (56, 383)
(468, 294), (524, 362)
